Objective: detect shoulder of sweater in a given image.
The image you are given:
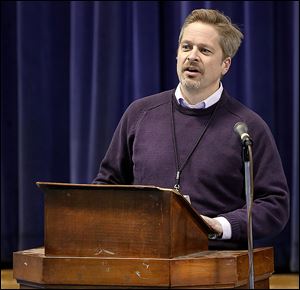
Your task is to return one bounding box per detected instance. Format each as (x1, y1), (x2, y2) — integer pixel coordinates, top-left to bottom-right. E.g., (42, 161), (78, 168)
(118, 89), (174, 132)
(126, 89), (173, 113)
(222, 90), (268, 126)
(222, 90), (274, 141)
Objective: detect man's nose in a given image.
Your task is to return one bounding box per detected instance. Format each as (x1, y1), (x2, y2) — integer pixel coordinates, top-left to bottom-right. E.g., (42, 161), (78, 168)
(187, 46), (200, 62)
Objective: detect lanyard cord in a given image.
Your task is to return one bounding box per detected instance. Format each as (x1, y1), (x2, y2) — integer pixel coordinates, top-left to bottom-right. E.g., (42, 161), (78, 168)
(171, 97), (220, 192)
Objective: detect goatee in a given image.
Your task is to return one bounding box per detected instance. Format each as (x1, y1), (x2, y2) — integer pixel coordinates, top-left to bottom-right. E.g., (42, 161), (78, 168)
(180, 78), (201, 90)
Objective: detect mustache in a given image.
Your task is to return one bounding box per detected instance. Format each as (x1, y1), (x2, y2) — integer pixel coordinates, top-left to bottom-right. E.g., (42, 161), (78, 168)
(182, 62), (204, 74)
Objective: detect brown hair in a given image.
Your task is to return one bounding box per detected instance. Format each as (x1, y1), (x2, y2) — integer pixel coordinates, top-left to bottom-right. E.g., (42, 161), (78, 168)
(178, 9), (244, 59)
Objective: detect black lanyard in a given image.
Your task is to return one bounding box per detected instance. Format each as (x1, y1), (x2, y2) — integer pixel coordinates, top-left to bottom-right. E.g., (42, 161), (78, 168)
(171, 96), (220, 192)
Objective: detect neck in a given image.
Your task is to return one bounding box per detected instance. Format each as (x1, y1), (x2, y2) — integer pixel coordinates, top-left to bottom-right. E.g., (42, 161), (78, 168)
(180, 83), (220, 105)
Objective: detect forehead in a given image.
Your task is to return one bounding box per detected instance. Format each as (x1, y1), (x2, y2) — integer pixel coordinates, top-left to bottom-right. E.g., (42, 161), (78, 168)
(181, 22), (221, 47)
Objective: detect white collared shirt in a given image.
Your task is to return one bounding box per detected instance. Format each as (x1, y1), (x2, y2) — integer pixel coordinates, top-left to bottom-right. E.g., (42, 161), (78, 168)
(175, 82), (223, 109)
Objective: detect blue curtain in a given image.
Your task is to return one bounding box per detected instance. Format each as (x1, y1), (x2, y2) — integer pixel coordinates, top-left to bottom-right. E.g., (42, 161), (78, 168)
(1, 1), (298, 272)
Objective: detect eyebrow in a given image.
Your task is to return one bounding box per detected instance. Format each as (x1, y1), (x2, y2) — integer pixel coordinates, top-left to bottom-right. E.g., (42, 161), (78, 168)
(180, 40), (215, 51)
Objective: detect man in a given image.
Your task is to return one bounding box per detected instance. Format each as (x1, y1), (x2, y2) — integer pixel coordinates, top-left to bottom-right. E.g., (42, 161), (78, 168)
(93, 9), (289, 249)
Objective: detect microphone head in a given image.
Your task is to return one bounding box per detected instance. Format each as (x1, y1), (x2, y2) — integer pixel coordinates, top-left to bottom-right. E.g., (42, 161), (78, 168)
(234, 122), (248, 136)
(234, 122), (253, 145)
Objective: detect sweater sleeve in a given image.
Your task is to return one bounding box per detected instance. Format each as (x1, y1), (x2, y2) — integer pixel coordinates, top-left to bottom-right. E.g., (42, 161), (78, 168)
(92, 102), (142, 185)
(219, 118), (290, 242)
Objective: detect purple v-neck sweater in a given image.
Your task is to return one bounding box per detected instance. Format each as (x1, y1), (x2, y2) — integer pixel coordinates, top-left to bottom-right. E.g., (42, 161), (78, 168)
(93, 89), (289, 245)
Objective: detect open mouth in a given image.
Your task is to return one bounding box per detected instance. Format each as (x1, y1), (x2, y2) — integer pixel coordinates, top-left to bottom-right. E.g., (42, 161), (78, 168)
(186, 67), (200, 73)
(184, 67), (202, 77)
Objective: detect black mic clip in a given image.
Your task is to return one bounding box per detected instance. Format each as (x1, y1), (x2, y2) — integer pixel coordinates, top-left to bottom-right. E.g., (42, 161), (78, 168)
(242, 136), (253, 147)
(240, 134), (253, 162)
(242, 141), (252, 161)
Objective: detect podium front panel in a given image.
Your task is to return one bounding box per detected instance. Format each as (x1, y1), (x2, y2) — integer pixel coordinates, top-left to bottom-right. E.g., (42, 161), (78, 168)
(45, 187), (171, 258)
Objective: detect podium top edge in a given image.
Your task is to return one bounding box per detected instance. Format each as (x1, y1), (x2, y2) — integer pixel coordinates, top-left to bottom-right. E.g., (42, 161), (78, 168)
(36, 181), (181, 195)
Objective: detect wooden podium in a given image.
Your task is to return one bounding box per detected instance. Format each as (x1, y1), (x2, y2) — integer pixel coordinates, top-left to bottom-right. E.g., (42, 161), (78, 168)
(13, 182), (274, 288)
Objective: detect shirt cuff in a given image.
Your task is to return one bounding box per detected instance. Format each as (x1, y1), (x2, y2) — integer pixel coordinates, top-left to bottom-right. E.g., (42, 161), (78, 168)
(214, 217), (232, 240)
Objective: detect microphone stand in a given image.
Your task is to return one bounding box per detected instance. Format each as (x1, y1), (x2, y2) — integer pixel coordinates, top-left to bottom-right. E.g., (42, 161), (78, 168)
(243, 140), (255, 289)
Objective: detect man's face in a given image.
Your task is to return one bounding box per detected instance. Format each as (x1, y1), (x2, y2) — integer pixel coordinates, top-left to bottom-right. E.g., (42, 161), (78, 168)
(177, 22), (231, 97)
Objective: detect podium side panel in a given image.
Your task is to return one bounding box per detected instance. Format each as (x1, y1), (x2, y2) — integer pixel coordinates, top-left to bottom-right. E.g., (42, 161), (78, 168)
(170, 247), (273, 288)
(171, 195), (208, 257)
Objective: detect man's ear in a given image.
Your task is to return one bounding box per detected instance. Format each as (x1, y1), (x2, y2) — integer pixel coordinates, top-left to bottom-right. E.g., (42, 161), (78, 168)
(222, 57), (231, 75)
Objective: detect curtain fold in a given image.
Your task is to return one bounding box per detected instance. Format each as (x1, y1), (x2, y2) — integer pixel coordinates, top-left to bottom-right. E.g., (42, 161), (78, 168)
(290, 1), (299, 273)
(1, 1), (298, 272)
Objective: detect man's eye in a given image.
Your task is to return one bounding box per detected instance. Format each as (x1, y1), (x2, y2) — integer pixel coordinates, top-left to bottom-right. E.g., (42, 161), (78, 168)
(182, 44), (191, 51)
(201, 48), (211, 54)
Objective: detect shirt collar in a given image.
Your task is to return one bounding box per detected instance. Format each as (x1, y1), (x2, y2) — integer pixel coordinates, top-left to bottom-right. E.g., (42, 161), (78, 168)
(175, 83), (223, 109)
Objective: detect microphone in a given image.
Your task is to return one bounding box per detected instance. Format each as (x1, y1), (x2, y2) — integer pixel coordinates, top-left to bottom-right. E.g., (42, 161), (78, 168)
(234, 121), (255, 288)
(234, 122), (253, 145)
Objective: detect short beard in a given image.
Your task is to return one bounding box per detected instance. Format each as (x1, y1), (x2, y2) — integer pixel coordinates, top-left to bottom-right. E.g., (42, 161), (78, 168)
(180, 77), (201, 91)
